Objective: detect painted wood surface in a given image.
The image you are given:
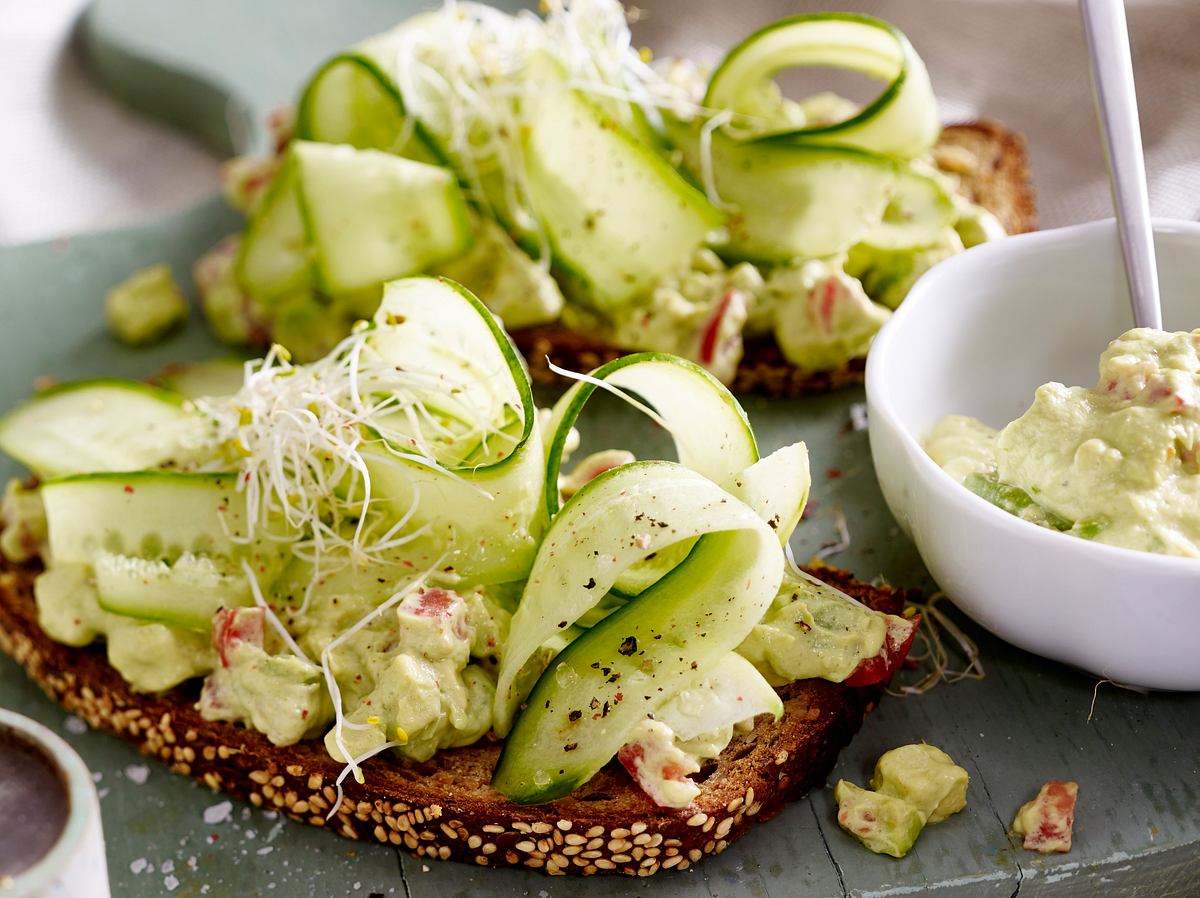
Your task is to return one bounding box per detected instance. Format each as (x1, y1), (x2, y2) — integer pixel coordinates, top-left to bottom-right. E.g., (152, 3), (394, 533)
(0, 1), (1196, 895)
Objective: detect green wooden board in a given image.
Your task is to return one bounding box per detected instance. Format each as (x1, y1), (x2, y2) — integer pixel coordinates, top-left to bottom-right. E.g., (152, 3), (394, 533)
(1, 1), (1198, 895)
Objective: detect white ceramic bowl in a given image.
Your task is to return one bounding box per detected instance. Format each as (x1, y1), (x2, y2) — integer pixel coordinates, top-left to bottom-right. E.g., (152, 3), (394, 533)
(867, 218), (1200, 691)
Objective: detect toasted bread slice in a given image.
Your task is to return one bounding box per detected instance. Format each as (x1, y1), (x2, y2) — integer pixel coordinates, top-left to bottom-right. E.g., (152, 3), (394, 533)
(0, 559), (908, 876)
(935, 120), (1037, 239)
(513, 120), (1035, 397)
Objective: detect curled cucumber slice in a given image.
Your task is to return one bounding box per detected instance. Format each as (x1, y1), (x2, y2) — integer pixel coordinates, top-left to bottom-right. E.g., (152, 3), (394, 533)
(494, 460), (778, 735)
(236, 156), (313, 303)
(491, 461), (782, 801)
(543, 354), (809, 597)
(154, 359), (248, 400)
(857, 167), (957, 251)
(666, 116), (899, 263)
(729, 440), (811, 546)
(295, 52), (445, 164)
(543, 352), (758, 598)
(705, 13), (940, 159)
(657, 652), (782, 743)
(359, 278), (544, 585)
(292, 141), (473, 295)
(543, 353), (759, 517)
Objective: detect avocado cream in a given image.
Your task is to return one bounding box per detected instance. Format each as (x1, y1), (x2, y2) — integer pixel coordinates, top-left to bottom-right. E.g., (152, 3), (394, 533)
(835, 743), (969, 858)
(927, 328), (1200, 557)
(104, 264), (189, 346)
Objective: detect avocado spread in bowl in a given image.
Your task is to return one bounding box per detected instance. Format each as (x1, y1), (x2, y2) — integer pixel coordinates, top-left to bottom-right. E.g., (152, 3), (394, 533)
(866, 218), (1200, 690)
(927, 327), (1200, 558)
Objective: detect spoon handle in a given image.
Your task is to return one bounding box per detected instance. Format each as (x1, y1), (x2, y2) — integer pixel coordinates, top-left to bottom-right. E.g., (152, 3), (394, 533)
(1080, 0), (1162, 330)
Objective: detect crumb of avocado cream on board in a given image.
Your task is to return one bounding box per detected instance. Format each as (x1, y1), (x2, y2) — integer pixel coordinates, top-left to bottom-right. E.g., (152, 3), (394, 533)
(835, 743), (969, 857)
(927, 328), (1200, 557)
(1012, 780), (1078, 853)
(105, 263), (189, 345)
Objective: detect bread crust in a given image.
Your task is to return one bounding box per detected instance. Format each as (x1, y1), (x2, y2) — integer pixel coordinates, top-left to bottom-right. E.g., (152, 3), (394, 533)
(937, 120), (1037, 239)
(512, 120), (1035, 398)
(0, 560), (908, 876)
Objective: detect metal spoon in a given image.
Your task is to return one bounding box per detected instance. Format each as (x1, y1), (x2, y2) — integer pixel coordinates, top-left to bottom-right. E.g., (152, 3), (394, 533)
(1080, 0), (1162, 330)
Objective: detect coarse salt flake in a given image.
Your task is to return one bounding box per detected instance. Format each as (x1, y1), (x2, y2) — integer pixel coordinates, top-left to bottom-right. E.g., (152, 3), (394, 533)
(124, 764), (150, 785)
(203, 801), (233, 825)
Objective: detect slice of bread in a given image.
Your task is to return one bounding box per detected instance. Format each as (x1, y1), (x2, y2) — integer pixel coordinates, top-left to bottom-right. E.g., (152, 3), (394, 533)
(935, 120), (1037, 239)
(0, 559), (909, 877)
(513, 120), (1036, 397)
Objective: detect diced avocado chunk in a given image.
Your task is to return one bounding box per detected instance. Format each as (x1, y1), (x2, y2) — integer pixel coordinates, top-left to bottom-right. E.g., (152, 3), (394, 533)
(835, 780), (926, 858)
(769, 262), (891, 373)
(870, 743), (969, 824)
(105, 264), (189, 345)
(835, 744), (969, 858)
(199, 639), (332, 747)
(105, 618), (214, 693)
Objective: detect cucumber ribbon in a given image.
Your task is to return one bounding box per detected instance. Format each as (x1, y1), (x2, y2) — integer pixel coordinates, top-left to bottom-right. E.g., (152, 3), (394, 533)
(491, 347), (814, 802)
(668, 14), (948, 262)
(543, 353), (808, 596)
(704, 13), (940, 159)
(357, 278), (545, 585)
(542, 353), (759, 516)
(296, 50), (445, 162)
(491, 461), (784, 803)
(237, 142), (472, 302)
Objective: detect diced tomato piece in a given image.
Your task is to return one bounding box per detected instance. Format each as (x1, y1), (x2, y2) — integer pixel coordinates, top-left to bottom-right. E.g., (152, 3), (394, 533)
(617, 742), (645, 780)
(698, 289), (738, 366)
(412, 587), (456, 617)
(617, 740), (697, 809)
(844, 613), (921, 687)
(660, 761), (689, 781)
(213, 607), (265, 668)
(618, 742), (691, 800)
(816, 278), (839, 333)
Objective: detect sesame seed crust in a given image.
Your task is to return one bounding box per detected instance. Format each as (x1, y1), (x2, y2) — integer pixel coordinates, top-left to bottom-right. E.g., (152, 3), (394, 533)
(0, 561), (906, 877)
